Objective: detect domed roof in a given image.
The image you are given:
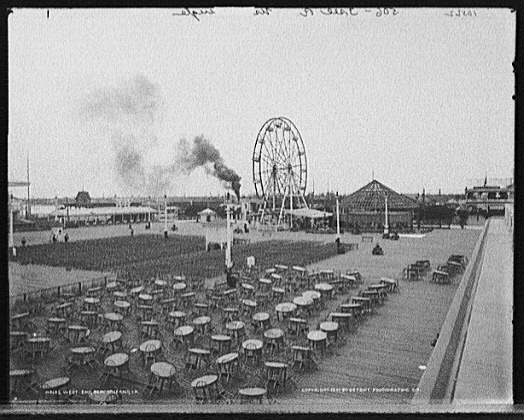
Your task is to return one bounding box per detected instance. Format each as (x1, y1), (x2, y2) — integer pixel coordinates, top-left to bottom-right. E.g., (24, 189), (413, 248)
(341, 179), (418, 211)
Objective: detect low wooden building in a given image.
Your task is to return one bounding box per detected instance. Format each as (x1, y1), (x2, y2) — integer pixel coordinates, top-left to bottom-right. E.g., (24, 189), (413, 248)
(340, 179), (417, 232)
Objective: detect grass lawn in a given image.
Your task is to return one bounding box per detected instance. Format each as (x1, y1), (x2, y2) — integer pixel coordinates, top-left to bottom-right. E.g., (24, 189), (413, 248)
(10, 234), (338, 281)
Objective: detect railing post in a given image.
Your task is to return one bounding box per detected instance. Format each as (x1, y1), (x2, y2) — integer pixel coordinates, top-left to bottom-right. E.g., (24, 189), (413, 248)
(58, 286), (61, 298)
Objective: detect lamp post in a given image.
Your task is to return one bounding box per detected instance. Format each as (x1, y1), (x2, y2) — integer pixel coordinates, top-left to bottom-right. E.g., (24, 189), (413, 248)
(384, 193), (389, 235)
(9, 194), (15, 255)
(163, 194), (168, 238)
(225, 200), (232, 270)
(336, 191), (340, 240)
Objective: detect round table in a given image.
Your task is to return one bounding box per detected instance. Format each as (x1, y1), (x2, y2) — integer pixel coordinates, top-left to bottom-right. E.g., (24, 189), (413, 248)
(302, 290), (321, 301)
(80, 310), (98, 327)
(258, 278), (272, 287)
(140, 339), (162, 353)
(216, 352), (238, 365)
(113, 300), (131, 314)
(241, 299), (257, 316)
(211, 334), (232, 354)
(239, 387), (266, 403)
(192, 316), (211, 335)
(320, 321), (339, 342)
(307, 330), (327, 354)
(104, 312), (124, 329)
(270, 273), (282, 282)
(242, 338), (264, 365)
(180, 292), (196, 307)
(56, 302), (73, 317)
(216, 352), (238, 382)
(293, 296), (313, 316)
(155, 279), (167, 288)
(329, 312), (353, 331)
(314, 283), (334, 301)
(187, 347), (211, 369)
(106, 282), (118, 291)
(271, 287), (285, 301)
(87, 286), (102, 297)
(263, 328), (284, 354)
(113, 291), (127, 299)
(174, 325), (194, 347)
(191, 374), (218, 391)
(288, 317), (308, 336)
(265, 361), (288, 388)
(88, 390), (118, 404)
(242, 338), (263, 351)
(291, 345), (314, 370)
(26, 337), (51, 359)
(41, 377), (70, 400)
(241, 283), (254, 291)
(265, 268), (277, 275)
(169, 311), (187, 327)
(104, 353), (129, 377)
(67, 325), (89, 344)
(47, 317), (66, 335)
(194, 302), (209, 315)
(10, 369), (34, 396)
(225, 321), (245, 342)
(339, 303), (362, 317)
(129, 286), (144, 296)
(138, 293), (153, 303)
(275, 302), (296, 321)
(173, 282), (187, 292)
(70, 346), (95, 364)
(252, 312), (271, 331)
(150, 362), (177, 393)
(102, 331), (122, 352)
(84, 297), (100, 310)
(351, 296), (371, 313)
(191, 374), (219, 402)
(222, 307), (239, 323)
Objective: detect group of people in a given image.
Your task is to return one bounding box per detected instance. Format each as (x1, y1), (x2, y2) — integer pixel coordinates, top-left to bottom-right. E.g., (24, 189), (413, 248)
(50, 232), (69, 243)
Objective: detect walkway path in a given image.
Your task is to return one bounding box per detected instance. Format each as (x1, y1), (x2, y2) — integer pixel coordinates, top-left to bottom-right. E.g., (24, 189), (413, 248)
(452, 218), (512, 404)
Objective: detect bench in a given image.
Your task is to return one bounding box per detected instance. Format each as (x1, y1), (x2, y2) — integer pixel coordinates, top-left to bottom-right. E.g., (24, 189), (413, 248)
(361, 236), (374, 243)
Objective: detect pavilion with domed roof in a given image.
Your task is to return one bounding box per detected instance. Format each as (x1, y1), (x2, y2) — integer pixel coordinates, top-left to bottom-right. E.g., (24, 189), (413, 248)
(340, 179), (418, 232)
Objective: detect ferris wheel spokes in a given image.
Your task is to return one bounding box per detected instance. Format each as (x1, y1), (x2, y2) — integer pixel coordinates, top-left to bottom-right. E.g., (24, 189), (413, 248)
(253, 117), (308, 228)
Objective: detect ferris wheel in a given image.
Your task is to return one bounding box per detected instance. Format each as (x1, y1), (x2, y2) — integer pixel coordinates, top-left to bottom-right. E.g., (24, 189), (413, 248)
(252, 117), (308, 225)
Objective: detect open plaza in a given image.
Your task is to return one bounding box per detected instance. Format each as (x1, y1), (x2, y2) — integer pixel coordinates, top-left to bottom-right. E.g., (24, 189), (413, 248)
(8, 214), (511, 410)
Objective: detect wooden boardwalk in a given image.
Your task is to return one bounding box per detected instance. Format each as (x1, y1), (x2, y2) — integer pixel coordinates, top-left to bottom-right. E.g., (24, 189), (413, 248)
(278, 228), (481, 403)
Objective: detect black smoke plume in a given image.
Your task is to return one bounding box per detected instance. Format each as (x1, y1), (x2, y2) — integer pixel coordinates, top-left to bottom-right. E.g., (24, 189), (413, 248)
(177, 136), (241, 200)
(81, 75), (241, 199)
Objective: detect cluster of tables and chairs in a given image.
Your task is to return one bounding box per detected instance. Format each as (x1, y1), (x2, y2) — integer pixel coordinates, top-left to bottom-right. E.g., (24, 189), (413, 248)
(403, 260), (431, 281)
(9, 261), (403, 405)
(431, 255), (467, 284)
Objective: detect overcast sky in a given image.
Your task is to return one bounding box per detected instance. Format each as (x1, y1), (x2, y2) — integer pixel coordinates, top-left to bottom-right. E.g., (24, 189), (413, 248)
(8, 8), (515, 198)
